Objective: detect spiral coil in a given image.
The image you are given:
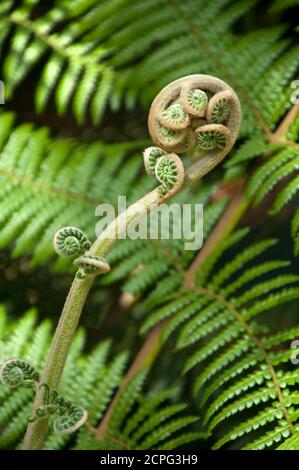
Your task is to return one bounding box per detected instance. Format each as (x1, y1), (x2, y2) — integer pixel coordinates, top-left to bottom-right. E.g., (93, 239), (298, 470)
(0, 359), (87, 434)
(53, 227), (110, 279)
(144, 74), (241, 197)
(29, 383), (88, 435)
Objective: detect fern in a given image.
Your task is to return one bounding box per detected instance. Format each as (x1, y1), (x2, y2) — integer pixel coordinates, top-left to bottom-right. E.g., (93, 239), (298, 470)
(142, 229), (299, 449)
(1, 0), (299, 453)
(0, 112), (148, 264)
(0, 0), (298, 133)
(0, 307), (200, 450)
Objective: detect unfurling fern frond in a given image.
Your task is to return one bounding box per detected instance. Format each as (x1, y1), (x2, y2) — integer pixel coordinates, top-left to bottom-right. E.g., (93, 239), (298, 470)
(53, 227), (91, 257)
(0, 308), (200, 450)
(142, 229), (299, 449)
(0, 358), (39, 388)
(0, 309), (126, 448)
(53, 227), (111, 279)
(0, 358), (88, 435)
(29, 383), (88, 435)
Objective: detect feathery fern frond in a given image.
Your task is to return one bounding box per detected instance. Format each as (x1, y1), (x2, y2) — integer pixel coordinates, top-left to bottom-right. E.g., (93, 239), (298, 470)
(247, 145), (299, 253)
(0, 112), (148, 267)
(0, 307), (200, 450)
(74, 371), (201, 450)
(1, 0), (298, 135)
(142, 229), (299, 449)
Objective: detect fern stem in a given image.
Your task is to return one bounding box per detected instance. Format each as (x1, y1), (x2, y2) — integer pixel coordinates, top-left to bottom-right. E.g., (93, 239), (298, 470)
(23, 276), (93, 449)
(23, 74), (242, 449)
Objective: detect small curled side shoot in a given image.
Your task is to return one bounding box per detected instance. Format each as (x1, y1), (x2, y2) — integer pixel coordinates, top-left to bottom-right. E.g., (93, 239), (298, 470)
(74, 255), (111, 279)
(155, 153), (185, 196)
(143, 147), (185, 197)
(180, 87), (208, 117)
(29, 383), (88, 435)
(195, 124), (232, 152)
(0, 359), (39, 388)
(207, 90), (232, 124)
(158, 103), (190, 130)
(53, 227), (110, 279)
(143, 147), (167, 176)
(53, 227), (91, 257)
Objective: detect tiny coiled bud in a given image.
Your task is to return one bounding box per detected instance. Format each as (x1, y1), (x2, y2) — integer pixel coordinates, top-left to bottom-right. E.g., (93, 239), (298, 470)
(29, 383), (88, 434)
(53, 227), (91, 257)
(207, 90), (232, 124)
(143, 147), (167, 176)
(54, 406), (88, 434)
(74, 255), (111, 279)
(159, 103), (190, 130)
(0, 359), (39, 388)
(180, 87), (208, 117)
(157, 126), (186, 148)
(1, 360), (87, 434)
(143, 148), (185, 198)
(195, 124), (232, 151)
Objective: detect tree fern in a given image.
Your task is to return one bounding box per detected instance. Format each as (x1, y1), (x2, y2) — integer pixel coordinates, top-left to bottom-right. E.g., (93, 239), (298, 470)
(0, 0), (299, 453)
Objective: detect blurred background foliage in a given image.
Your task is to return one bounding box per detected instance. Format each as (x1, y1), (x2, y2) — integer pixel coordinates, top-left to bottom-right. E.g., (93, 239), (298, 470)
(0, 0), (299, 450)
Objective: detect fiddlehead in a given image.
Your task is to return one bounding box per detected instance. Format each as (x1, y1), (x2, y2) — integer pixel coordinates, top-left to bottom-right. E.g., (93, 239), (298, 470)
(143, 147), (185, 196)
(23, 74), (241, 450)
(0, 359), (39, 388)
(146, 74), (241, 189)
(74, 255), (111, 279)
(180, 87), (208, 117)
(53, 227), (91, 257)
(0, 360), (87, 434)
(195, 124), (232, 151)
(53, 227), (111, 279)
(29, 384), (88, 435)
(207, 90), (232, 124)
(159, 103), (190, 130)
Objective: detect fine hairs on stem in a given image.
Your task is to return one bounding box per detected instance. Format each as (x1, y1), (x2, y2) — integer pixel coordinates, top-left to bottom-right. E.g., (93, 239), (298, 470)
(22, 74), (241, 449)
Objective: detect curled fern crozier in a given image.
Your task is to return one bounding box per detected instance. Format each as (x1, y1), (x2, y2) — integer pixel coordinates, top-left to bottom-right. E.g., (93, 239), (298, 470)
(155, 153), (185, 196)
(148, 74), (241, 162)
(53, 227), (91, 257)
(159, 103), (190, 130)
(0, 359), (39, 388)
(195, 124), (232, 151)
(29, 384), (88, 435)
(180, 87), (208, 117)
(143, 146), (167, 176)
(207, 90), (232, 124)
(143, 75), (241, 197)
(74, 255), (111, 279)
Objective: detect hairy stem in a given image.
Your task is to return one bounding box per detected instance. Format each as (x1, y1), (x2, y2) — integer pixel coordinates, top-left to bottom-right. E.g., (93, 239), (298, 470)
(23, 74), (242, 449)
(23, 188), (162, 449)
